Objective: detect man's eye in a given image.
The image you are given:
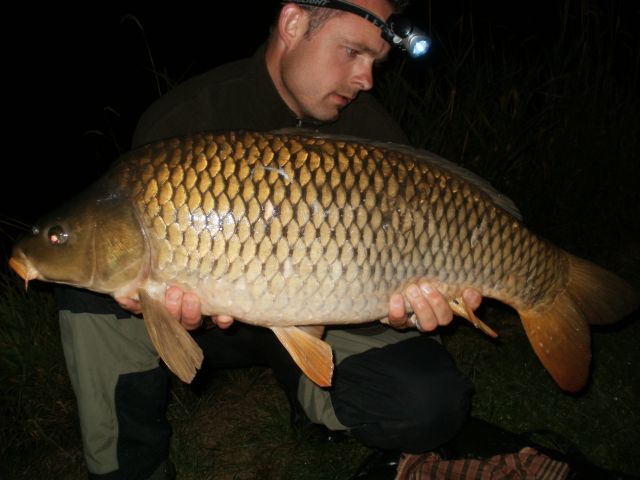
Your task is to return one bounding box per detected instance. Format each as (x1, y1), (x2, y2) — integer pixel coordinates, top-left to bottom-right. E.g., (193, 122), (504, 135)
(345, 47), (358, 58)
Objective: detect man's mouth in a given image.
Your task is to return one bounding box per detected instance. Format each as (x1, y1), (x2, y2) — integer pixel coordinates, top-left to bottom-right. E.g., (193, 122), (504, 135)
(333, 93), (354, 107)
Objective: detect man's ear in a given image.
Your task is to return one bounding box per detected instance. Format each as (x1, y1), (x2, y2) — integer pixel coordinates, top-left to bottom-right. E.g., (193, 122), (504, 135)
(277, 4), (308, 48)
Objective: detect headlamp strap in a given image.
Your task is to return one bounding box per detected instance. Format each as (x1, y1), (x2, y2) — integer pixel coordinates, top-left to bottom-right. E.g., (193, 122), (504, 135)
(283, 0), (414, 52)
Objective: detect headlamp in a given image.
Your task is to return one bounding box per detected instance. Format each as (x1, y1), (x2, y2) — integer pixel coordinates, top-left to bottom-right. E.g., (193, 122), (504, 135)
(385, 15), (430, 58)
(284, 0), (431, 58)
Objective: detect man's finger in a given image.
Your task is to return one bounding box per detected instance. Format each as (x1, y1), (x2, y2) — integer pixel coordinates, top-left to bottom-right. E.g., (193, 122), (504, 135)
(115, 297), (142, 315)
(462, 288), (482, 311)
(417, 283), (453, 328)
(407, 284), (438, 331)
(180, 292), (203, 330)
(213, 315), (235, 329)
(165, 287), (183, 322)
(386, 292), (408, 327)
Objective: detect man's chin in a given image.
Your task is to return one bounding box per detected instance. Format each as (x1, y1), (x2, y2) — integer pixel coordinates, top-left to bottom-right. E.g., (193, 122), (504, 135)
(301, 103), (342, 123)
(314, 108), (341, 123)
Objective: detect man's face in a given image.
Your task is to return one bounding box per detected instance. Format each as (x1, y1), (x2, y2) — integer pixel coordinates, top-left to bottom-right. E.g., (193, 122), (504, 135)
(280, 0), (393, 121)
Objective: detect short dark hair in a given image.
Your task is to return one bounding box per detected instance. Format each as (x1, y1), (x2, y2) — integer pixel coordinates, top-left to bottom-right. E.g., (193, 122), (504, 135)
(301, 6), (340, 38)
(300, 0), (410, 38)
(388, 0), (410, 13)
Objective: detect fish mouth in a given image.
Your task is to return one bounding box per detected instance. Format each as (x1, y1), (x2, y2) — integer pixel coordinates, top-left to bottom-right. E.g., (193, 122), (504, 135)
(8, 254), (39, 290)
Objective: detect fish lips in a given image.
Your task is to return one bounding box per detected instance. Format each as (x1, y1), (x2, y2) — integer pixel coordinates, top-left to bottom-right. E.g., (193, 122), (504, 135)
(8, 251), (39, 289)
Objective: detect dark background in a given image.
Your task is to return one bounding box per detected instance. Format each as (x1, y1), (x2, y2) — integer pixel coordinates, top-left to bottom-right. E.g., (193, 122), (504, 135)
(2, 1), (638, 223)
(0, 0), (608, 222)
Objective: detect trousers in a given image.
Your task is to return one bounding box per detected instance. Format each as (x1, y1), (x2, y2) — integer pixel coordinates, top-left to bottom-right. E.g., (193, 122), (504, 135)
(58, 287), (473, 479)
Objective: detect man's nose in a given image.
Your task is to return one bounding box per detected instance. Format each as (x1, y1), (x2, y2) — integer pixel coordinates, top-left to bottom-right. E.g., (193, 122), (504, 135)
(352, 64), (374, 91)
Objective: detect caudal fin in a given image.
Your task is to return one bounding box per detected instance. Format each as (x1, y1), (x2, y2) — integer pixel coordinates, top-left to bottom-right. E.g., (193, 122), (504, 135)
(519, 253), (639, 392)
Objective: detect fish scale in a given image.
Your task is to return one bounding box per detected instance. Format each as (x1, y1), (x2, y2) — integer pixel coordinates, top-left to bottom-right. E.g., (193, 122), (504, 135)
(114, 131), (558, 322)
(9, 130), (638, 390)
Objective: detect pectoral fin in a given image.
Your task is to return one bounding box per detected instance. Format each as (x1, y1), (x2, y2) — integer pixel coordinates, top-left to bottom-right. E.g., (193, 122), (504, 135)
(139, 289), (204, 383)
(450, 296), (498, 338)
(271, 326), (333, 387)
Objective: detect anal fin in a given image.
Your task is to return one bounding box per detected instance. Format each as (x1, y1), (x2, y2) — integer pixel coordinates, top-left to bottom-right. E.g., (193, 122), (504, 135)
(450, 297), (498, 338)
(271, 326), (333, 387)
(139, 289), (204, 383)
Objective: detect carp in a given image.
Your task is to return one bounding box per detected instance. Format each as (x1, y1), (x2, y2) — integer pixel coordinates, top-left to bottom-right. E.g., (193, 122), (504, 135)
(9, 130), (639, 391)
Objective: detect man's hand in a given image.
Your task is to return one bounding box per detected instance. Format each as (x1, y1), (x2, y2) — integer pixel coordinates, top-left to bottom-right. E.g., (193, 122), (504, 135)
(386, 283), (482, 332)
(116, 286), (235, 331)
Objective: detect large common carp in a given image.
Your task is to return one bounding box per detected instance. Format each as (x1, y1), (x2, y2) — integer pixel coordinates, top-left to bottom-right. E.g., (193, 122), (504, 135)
(9, 130), (639, 391)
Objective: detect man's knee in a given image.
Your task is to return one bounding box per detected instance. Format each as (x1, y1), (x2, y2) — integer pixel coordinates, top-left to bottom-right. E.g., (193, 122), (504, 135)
(331, 336), (473, 452)
(393, 362), (473, 452)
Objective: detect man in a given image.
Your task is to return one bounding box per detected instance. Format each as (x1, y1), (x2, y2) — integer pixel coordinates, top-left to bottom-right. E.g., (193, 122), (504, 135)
(58, 1), (482, 478)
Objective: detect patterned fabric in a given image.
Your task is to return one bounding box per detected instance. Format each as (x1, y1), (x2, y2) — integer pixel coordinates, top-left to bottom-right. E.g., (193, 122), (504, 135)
(395, 447), (570, 480)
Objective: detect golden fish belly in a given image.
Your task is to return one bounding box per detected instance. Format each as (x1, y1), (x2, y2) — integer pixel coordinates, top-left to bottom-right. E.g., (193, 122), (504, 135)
(116, 130), (563, 325)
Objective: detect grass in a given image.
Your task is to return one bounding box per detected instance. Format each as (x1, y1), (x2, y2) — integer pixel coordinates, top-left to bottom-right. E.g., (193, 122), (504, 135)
(442, 304), (640, 474)
(1, 0), (639, 478)
(0, 272), (85, 478)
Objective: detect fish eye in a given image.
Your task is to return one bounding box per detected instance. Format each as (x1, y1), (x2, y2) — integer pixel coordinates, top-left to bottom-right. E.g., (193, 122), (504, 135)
(31, 226), (40, 236)
(47, 225), (69, 245)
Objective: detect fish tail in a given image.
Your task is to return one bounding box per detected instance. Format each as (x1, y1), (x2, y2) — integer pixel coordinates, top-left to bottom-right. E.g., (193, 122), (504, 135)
(519, 253), (639, 392)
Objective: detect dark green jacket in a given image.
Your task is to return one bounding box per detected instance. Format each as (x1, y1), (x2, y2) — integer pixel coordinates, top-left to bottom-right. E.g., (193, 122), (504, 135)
(132, 44), (408, 148)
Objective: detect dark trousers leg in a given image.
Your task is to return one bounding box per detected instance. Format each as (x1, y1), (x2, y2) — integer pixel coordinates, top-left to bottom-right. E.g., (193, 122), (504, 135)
(330, 336), (473, 453)
(194, 324), (302, 409)
(98, 325), (300, 480)
(108, 368), (172, 480)
(90, 325), (297, 479)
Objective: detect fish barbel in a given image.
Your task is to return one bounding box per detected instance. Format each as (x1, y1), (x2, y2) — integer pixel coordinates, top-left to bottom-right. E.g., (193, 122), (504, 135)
(9, 130), (639, 391)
